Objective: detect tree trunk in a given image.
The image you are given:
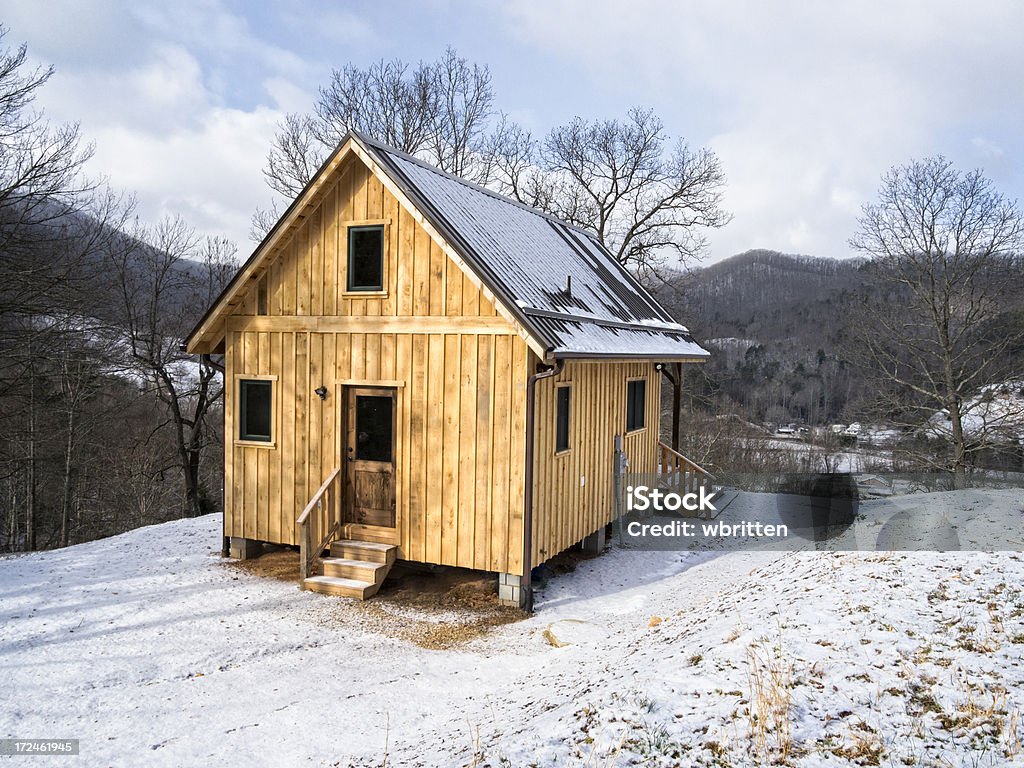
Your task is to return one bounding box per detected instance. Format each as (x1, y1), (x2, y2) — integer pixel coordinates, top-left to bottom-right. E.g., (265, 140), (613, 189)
(60, 405), (75, 548)
(948, 397), (968, 490)
(184, 442), (203, 518)
(26, 370), (37, 552)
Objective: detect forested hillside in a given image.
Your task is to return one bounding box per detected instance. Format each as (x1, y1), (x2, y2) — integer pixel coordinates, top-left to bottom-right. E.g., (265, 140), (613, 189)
(0, 32), (235, 553)
(656, 250), (866, 424)
(658, 249), (1024, 432)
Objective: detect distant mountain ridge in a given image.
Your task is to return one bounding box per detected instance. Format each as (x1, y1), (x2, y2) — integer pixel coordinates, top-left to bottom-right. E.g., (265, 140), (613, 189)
(659, 249), (864, 341)
(653, 249), (865, 423)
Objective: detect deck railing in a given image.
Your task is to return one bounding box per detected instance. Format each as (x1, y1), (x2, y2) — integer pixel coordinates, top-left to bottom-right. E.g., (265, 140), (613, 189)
(658, 441), (716, 500)
(296, 467), (342, 582)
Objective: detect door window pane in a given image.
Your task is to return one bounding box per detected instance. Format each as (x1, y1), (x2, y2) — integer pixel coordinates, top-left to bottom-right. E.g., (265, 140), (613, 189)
(355, 395), (393, 461)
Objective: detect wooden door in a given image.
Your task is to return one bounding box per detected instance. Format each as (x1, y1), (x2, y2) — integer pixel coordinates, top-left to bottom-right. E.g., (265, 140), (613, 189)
(343, 387), (397, 539)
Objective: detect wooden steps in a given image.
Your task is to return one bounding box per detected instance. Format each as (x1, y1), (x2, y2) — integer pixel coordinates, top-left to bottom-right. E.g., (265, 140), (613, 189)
(302, 540), (397, 599)
(331, 540), (397, 564)
(321, 557), (387, 584)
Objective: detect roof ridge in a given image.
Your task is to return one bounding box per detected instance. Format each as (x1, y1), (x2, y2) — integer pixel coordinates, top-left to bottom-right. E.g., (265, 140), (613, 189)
(350, 128), (601, 241)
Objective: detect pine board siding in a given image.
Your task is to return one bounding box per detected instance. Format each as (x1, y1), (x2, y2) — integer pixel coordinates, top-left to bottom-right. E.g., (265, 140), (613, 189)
(202, 142), (696, 586)
(223, 153), (530, 574)
(528, 359), (661, 566)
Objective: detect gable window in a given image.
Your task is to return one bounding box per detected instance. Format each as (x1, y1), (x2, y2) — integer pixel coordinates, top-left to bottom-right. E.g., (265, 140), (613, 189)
(555, 384), (571, 453)
(239, 379), (273, 443)
(626, 378), (646, 432)
(347, 225), (384, 291)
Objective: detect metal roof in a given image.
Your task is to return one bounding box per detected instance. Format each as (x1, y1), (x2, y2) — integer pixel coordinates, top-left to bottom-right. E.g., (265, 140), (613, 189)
(357, 131), (709, 361)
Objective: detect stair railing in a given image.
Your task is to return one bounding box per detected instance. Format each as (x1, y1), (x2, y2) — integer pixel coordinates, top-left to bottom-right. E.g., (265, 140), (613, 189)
(296, 467), (342, 583)
(658, 441), (716, 499)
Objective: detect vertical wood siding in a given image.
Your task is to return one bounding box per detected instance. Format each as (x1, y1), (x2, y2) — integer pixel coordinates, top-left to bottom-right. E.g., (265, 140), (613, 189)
(224, 154), (529, 574)
(529, 359), (661, 566)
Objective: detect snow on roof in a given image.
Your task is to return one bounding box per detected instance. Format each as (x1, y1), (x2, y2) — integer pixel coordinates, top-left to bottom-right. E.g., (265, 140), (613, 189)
(358, 131), (709, 361)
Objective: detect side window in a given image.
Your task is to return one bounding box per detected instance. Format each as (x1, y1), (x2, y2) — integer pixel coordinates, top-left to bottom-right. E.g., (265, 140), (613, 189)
(239, 379), (273, 442)
(555, 384), (571, 453)
(626, 378), (646, 432)
(347, 225), (384, 291)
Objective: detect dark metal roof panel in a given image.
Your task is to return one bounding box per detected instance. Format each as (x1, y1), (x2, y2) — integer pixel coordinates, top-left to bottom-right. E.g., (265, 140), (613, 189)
(360, 132), (711, 359)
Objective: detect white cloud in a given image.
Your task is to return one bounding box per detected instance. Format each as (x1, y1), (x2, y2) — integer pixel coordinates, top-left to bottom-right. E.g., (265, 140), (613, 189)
(4, 0), (1021, 263)
(2, 0), (327, 250)
(285, 7), (377, 45)
(90, 105), (283, 246)
(500, 0), (1024, 261)
(263, 76), (316, 114)
(971, 136), (1005, 159)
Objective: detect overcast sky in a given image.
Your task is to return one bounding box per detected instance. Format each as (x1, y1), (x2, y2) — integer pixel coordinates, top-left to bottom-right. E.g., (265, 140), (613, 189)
(5, 0), (1022, 264)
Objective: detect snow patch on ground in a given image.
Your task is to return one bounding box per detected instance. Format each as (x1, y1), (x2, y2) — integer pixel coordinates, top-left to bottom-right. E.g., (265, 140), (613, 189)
(2, 495), (1024, 766)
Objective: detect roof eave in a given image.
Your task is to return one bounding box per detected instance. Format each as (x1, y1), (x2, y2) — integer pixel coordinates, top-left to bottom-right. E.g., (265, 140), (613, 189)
(184, 133), (361, 354)
(551, 351), (710, 362)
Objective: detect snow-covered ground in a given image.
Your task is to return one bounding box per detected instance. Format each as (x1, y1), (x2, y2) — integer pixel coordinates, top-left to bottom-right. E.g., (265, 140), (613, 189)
(2, 495), (1024, 766)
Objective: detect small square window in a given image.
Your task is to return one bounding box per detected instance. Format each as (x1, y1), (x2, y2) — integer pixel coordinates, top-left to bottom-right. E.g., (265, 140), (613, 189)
(555, 385), (571, 453)
(626, 379), (646, 432)
(239, 380), (273, 442)
(347, 225), (384, 291)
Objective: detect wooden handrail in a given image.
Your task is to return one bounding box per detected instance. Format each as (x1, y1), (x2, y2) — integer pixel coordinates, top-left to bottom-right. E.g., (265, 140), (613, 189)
(296, 467), (342, 583)
(297, 467), (342, 525)
(658, 441), (716, 482)
(657, 442), (717, 517)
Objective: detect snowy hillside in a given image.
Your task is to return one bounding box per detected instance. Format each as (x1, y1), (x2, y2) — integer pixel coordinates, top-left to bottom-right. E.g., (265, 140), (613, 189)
(1, 503), (1023, 766)
(926, 380), (1024, 443)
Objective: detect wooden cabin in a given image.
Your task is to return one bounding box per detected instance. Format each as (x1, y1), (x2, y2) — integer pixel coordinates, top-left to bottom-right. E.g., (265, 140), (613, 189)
(185, 130), (709, 608)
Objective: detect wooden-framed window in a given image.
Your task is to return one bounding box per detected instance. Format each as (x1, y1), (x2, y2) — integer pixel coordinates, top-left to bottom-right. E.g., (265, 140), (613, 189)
(237, 376), (276, 446)
(555, 384), (571, 454)
(626, 378), (646, 432)
(346, 224), (385, 292)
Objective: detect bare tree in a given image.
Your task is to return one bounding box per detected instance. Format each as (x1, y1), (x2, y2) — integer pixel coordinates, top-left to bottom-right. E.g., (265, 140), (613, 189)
(424, 49), (493, 179)
(849, 156), (1024, 488)
(490, 107), (730, 277)
(107, 217), (236, 517)
(263, 112), (323, 199)
(0, 25), (94, 305)
(258, 52), (728, 281)
(260, 48), (493, 206)
(0, 26), (110, 551)
(482, 113), (559, 211)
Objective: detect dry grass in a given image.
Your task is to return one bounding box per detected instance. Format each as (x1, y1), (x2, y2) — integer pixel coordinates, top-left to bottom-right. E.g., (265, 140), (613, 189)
(746, 637), (793, 763)
(831, 722), (884, 765)
(939, 675), (1008, 732)
(224, 546), (298, 581)
(1005, 709), (1022, 759)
